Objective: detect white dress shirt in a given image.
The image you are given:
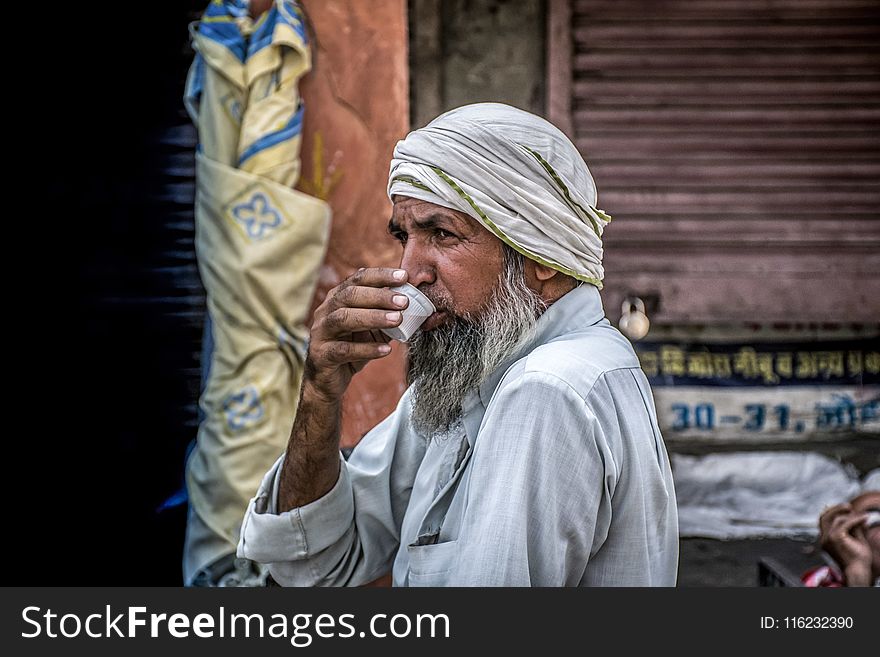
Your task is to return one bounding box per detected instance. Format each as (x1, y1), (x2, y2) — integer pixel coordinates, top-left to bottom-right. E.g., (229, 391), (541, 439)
(238, 284), (679, 586)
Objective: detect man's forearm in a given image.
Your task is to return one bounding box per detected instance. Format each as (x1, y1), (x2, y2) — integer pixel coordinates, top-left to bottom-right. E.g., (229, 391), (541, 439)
(274, 266), (406, 512)
(277, 381), (343, 511)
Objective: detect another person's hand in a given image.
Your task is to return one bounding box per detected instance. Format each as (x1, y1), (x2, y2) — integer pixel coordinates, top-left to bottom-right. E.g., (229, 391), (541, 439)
(305, 268), (409, 401)
(818, 503), (873, 586)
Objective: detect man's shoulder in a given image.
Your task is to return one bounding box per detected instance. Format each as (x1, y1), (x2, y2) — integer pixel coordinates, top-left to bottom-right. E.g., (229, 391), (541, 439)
(509, 320), (642, 399)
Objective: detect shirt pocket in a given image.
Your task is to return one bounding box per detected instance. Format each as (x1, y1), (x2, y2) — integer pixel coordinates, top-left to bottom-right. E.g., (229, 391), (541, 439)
(406, 540), (458, 587)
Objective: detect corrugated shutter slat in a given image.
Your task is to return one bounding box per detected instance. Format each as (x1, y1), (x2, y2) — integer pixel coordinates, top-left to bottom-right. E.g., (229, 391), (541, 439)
(565, 0), (880, 323)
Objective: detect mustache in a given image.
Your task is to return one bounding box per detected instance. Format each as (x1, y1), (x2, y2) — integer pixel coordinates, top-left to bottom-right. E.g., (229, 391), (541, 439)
(416, 285), (454, 315)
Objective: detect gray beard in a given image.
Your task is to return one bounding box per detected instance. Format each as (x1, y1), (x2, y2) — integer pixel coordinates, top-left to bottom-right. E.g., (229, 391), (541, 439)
(406, 249), (548, 438)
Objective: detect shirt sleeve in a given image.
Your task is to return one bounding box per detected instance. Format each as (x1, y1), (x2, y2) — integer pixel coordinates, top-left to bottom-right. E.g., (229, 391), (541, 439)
(237, 389), (427, 586)
(450, 369), (615, 586)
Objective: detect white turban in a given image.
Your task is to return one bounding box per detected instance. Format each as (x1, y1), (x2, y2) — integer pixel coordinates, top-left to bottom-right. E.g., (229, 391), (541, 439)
(387, 103), (611, 287)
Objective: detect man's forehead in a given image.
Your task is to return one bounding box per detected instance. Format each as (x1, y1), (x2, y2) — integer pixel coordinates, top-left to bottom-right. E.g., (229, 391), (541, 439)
(390, 195), (472, 226)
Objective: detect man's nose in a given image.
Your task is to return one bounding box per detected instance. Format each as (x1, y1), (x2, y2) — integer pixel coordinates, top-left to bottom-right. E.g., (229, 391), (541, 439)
(399, 241), (436, 289)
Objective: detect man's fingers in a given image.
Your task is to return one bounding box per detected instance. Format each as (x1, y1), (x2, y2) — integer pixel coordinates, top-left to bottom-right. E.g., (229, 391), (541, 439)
(352, 328), (394, 344)
(322, 308), (403, 336)
(318, 340), (392, 365)
(837, 513), (869, 536)
(303, 268), (406, 393)
(348, 267), (408, 288)
(323, 268), (410, 312)
(829, 513), (853, 536)
(824, 513), (869, 553)
(333, 284), (410, 311)
(819, 503), (852, 532)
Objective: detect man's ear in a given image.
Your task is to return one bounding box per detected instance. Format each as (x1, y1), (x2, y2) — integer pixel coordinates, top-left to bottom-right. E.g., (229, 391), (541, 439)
(523, 258), (559, 285)
(524, 258), (572, 306)
(533, 263), (558, 281)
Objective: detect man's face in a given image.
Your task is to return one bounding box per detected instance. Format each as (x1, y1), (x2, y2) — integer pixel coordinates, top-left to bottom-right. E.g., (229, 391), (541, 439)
(389, 196), (547, 437)
(389, 196), (505, 329)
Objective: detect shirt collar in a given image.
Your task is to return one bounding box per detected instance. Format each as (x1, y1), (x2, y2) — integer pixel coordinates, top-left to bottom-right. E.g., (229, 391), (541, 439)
(459, 284), (607, 445)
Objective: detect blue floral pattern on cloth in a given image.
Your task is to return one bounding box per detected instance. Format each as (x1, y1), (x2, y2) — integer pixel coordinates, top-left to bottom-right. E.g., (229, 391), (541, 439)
(222, 385), (265, 431)
(231, 192), (284, 240)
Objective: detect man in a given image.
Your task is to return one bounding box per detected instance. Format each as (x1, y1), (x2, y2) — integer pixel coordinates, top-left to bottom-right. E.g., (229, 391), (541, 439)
(803, 490), (880, 587)
(237, 103), (679, 586)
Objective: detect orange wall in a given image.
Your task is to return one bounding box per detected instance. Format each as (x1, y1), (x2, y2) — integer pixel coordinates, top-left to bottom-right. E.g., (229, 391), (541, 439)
(297, 0), (410, 448)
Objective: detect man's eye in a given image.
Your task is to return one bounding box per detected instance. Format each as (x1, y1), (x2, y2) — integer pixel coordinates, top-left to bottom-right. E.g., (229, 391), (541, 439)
(392, 232), (408, 244)
(435, 229), (456, 240)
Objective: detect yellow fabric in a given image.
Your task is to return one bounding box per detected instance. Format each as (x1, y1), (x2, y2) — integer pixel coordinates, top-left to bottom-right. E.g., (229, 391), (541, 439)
(184, 157), (330, 584)
(183, 4), (330, 584)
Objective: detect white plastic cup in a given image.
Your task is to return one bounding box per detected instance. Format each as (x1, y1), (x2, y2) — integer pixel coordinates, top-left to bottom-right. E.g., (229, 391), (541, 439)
(381, 283), (436, 342)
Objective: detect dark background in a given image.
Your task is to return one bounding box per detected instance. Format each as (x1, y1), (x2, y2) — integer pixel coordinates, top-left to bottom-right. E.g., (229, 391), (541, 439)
(16, 3), (206, 585)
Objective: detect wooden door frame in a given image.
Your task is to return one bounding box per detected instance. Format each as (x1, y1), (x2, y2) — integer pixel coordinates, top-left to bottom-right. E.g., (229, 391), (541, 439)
(546, 0), (573, 137)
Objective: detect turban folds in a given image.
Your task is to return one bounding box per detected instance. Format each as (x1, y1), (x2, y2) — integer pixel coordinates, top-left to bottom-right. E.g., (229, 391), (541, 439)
(387, 103), (611, 287)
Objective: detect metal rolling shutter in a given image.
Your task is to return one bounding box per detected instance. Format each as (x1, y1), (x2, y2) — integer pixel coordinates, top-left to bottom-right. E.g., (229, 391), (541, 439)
(549, 0), (880, 324)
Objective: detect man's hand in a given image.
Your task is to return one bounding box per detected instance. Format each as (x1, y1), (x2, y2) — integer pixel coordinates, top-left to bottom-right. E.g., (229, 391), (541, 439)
(819, 504), (873, 586)
(305, 267), (409, 401)
(277, 268), (408, 511)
